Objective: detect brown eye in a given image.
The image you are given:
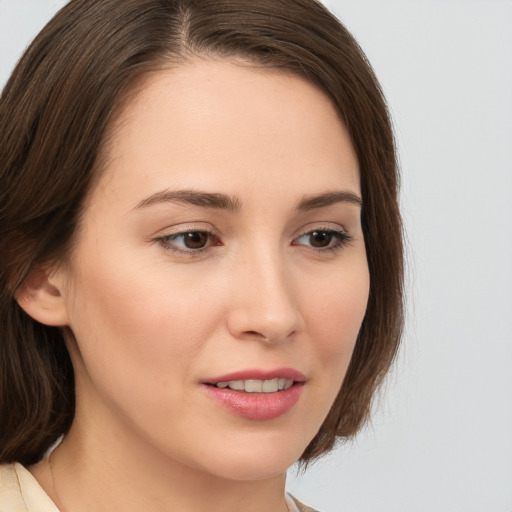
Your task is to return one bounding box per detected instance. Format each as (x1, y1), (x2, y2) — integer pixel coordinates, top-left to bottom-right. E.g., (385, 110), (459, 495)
(158, 230), (219, 253)
(182, 231), (209, 249)
(308, 231), (333, 248)
(293, 228), (351, 252)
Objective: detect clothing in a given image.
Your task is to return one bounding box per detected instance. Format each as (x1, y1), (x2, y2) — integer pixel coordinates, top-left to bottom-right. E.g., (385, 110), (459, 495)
(0, 463), (59, 512)
(288, 493), (321, 512)
(288, 494), (322, 512)
(0, 463), (320, 512)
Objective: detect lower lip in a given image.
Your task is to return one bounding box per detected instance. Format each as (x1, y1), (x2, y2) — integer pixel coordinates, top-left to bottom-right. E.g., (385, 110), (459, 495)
(202, 383), (304, 421)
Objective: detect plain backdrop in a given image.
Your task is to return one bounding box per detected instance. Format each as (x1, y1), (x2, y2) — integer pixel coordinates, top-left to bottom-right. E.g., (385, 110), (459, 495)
(1, 1), (511, 511)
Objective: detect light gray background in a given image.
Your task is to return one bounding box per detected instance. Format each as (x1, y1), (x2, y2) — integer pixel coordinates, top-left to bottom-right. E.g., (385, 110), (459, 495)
(1, 1), (511, 511)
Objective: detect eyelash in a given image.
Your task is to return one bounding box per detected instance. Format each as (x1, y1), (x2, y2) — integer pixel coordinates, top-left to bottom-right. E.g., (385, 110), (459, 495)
(156, 230), (222, 255)
(155, 227), (352, 256)
(291, 227), (352, 253)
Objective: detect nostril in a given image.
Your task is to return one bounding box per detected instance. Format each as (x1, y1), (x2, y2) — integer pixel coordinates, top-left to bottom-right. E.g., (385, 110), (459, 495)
(241, 329), (297, 343)
(242, 330), (269, 341)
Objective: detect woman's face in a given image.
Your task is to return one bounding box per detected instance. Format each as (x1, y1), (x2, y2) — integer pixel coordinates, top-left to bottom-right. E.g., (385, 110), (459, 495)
(55, 60), (369, 480)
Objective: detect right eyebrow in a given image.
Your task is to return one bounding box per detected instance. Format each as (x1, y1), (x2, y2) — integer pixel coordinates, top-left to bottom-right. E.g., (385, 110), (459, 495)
(134, 189), (242, 212)
(297, 190), (363, 211)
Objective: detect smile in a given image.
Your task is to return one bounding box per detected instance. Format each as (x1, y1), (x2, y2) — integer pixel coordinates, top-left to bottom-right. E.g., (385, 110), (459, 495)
(202, 369), (305, 420)
(214, 378), (295, 393)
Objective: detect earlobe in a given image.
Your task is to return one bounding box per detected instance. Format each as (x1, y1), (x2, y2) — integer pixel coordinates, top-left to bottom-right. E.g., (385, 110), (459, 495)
(15, 267), (70, 326)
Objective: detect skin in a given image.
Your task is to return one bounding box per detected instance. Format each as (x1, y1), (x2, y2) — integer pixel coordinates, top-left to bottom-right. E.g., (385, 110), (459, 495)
(25, 59), (369, 512)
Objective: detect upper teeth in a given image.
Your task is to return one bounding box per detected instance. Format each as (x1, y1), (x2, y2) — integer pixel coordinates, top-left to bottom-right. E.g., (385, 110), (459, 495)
(215, 378), (294, 393)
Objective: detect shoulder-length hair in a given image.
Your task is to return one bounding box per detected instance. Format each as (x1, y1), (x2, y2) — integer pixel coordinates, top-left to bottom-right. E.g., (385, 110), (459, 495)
(0, 0), (403, 466)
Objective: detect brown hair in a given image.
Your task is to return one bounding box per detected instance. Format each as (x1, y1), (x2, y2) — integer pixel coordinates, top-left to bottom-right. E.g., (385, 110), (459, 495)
(0, 0), (403, 465)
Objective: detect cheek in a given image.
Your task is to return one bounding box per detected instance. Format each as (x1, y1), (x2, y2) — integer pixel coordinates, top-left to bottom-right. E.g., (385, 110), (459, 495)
(63, 249), (219, 385)
(289, 261), (369, 446)
(62, 254), (226, 436)
(304, 262), (370, 366)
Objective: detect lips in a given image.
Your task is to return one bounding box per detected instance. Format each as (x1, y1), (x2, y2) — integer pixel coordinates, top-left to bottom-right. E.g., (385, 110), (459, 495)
(201, 368), (305, 421)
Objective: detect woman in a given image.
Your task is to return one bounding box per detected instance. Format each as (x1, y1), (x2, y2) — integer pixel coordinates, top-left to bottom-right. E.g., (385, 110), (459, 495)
(0, 1), (403, 511)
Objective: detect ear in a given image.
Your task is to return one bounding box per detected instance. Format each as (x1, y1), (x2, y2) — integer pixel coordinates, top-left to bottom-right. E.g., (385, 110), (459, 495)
(15, 266), (70, 326)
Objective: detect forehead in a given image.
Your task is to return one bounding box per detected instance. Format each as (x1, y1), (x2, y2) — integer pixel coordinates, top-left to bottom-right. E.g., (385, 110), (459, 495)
(92, 59), (359, 209)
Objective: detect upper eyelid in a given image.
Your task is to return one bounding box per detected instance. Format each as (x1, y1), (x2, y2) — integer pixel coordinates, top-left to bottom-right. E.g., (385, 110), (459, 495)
(158, 228), (218, 243)
(153, 223), (218, 237)
(294, 222), (349, 237)
(295, 227), (349, 238)
(154, 222), (350, 238)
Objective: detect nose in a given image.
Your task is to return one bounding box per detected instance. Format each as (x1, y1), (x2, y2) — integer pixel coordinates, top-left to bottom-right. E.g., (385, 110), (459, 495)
(226, 250), (304, 344)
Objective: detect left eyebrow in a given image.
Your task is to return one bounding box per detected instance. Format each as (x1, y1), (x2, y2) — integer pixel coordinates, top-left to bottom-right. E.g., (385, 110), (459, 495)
(134, 189), (242, 212)
(297, 191), (362, 211)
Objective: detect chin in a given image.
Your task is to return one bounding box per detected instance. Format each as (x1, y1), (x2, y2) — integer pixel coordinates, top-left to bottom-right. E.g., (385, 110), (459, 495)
(191, 431), (312, 482)
(203, 454), (295, 482)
